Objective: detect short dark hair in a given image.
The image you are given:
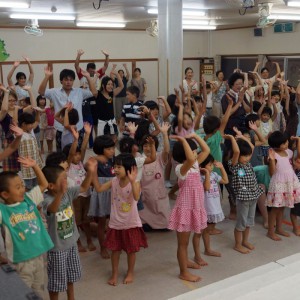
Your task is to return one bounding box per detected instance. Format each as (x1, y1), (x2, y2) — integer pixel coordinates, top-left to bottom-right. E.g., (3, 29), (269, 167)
(216, 70), (223, 77)
(268, 131), (288, 149)
(60, 69), (75, 81)
(68, 108), (79, 125)
(114, 153), (137, 174)
(144, 100), (159, 111)
(24, 97), (31, 105)
(16, 72), (26, 84)
(245, 114), (260, 129)
(45, 152), (67, 167)
(134, 68), (141, 74)
(126, 86), (140, 98)
(87, 62), (96, 70)
(261, 67), (269, 74)
(185, 67), (193, 75)
(172, 138), (197, 163)
(252, 101), (262, 113)
(119, 137), (138, 154)
(228, 72), (244, 89)
(261, 107), (272, 117)
(203, 116), (221, 134)
(62, 143), (80, 158)
(237, 139), (252, 156)
(140, 134), (159, 151)
(0, 171), (19, 193)
(200, 153), (215, 168)
(42, 166), (65, 184)
(271, 90), (280, 97)
(18, 112), (35, 126)
(36, 95), (46, 107)
(93, 135), (115, 155)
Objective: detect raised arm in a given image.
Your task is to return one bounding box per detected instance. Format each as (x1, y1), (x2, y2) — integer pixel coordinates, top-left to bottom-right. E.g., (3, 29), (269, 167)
(123, 63), (130, 81)
(274, 62), (281, 78)
(127, 166), (141, 201)
(177, 103), (183, 133)
(109, 64), (117, 80)
(233, 126), (254, 153)
(23, 85), (37, 107)
(81, 70), (98, 97)
(157, 96), (171, 121)
(270, 97), (278, 122)
(0, 86), (9, 121)
(253, 61), (261, 73)
(23, 56), (34, 84)
(80, 122), (92, 161)
(7, 61), (20, 87)
(38, 66), (53, 96)
(219, 95), (233, 135)
(159, 122), (171, 163)
(192, 98), (202, 131)
(224, 134), (240, 166)
(214, 161), (229, 184)
(74, 49), (84, 74)
(201, 168), (211, 191)
(112, 70), (124, 97)
(101, 50), (109, 72)
(67, 127), (79, 165)
(248, 121), (266, 146)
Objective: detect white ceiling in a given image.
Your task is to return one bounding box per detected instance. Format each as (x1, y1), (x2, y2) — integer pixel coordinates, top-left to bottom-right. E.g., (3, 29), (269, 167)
(0, 0), (298, 30)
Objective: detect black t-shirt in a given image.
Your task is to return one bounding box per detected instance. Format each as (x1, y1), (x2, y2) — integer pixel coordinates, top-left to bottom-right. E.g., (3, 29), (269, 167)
(97, 158), (115, 177)
(95, 91), (114, 121)
(114, 77), (128, 98)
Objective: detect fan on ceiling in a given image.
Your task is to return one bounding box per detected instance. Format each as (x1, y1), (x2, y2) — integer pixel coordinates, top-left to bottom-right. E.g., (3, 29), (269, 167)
(24, 19), (43, 37)
(146, 20), (158, 37)
(256, 3), (276, 28)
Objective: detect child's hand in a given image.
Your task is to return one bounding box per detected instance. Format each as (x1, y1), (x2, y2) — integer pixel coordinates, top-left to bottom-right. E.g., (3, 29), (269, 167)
(159, 122), (170, 134)
(139, 106), (150, 116)
(83, 122), (92, 136)
(169, 135), (185, 142)
(70, 127), (79, 140)
(248, 121), (258, 131)
(268, 148), (276, 160)
(81, 70), (91, 78)
(85, 157), (98, 173)
(291, 136), (300, 141)
(65, 102), (73, 111)
(44, 66), (53, 77)
(22, 56), (31, 63)
(77, 49), (84, 57)
(127, 122), (138, 134)
(9, 124), (23, 137)
(22, 85), (31, 91)
(13, 61), (20, 68)
(146, 136), (155, 145)
(179, 85), (185, 94)
(101, 50), (109, 57)
(223, 134), (234, 140)
(123, 63), (127, 68)
(18, 156), (37, 168)
(233, 126), (243, 139)
(214, 161), (224, 169)
(127, 166), (138, 183)
(200, 167), (209, 175)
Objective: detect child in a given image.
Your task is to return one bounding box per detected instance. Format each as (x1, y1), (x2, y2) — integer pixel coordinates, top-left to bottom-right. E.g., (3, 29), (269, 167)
(168, 133), (210, 282)
(41, 158), (96, 300)
(18, 112), (43, 190)
(226, 132), (263, 254)
(63, 123), (96, 252)
(45, 100), (55, 154)
(266, 131), (300, 241)
(0, 157), (53, 296)
(88, 135), (116, 259)
(92, 153), (148, 286)
(36, 95), (48, 154)
(200, 154), (229, 257)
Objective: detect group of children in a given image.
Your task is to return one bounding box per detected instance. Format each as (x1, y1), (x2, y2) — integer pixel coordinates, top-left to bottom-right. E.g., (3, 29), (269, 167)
(1, 57), (300, 300)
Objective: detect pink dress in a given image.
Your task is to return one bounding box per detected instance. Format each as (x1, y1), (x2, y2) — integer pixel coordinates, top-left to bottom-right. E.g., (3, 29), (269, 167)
(267, 149), (300, 208)
(139, 153), (170, 229)
(168, 163), (207, 233)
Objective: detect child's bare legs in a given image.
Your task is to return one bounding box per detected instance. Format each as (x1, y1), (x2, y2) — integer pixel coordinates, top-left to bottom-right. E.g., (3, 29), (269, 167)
(98, 217), (110, 258)
(257, 187), (268, 228)
(242, 227), (255, 250)
(81, 222), (96, 251)
(290, 212), (300, 236)
(66, 282), (75, 300)
(49, 292), (59, 300)
(203, 225), (221, 257)
(276, 207), (290, 237)
(192, 232), (208, 266)
(47, 139), (53, 153)
(169, 183), (179, 200)
(108, 251), (121, 286)
(124, 252), (136, 284)
(177, 231), (201, 282)
(234, 229), (250, 254)
(267, 208), (281, 241)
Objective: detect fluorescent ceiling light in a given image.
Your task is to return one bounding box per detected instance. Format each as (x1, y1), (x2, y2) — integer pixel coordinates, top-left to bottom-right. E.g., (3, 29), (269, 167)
(76, 22), (126, 28)
(148, 8), (205, 16)
(10, 13), (75, 21)
(182, 20), (209, 25)
(269, 14), (300, 20)
(287, 1), (300, 7)
(0, 1), (29, 8)
(183, 25), (216, 30)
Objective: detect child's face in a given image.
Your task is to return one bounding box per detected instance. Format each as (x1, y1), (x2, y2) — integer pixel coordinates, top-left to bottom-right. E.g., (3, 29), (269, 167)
(280, 140), (288, 151)
(294, 158), (300, 170)
(21, 123), (34, 133)
(142, 143), (152, 157)
(239, 154), (252, 165)
(183, 114), (193, 130)
(59, 161), (69, 171)
(126, 91), (137, 103)
(39, 99), (46, 107)
(103, 146), (115, 159)
(114, 164), (126, 178)
(151, 108), (159, 119)
(61, 77), (74, 91)
(204, 161), (214, 173)
(51, 171), (68, 193)
(272, 95), (280, 103)
(2, 176), (26, 204)
(255, 119), (261, 127)
(17, 76), (26, 86)
(50, 101), (54, 108)
(248, 79), (253, 86)
(261, 113), (270, 123)
(72, 152), (82, 164)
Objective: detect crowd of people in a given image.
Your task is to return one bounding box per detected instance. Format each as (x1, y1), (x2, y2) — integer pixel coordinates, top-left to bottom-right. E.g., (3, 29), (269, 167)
(1, 51), (300, 299)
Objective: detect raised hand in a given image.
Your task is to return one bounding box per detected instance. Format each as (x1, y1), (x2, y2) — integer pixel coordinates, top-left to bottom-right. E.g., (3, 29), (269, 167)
(13, 61), (20, 68)
(127, 122), (138, 135)
(123, 63), (127, 68)
(22, 56), (31, 63)
(291, 136), (300, 141)
(44, 66), (53, 77)
(248, 121), (258, 131)
(214, 161), (224, 169)
(146, 136), (155, 145)
(81, 70), (91, 78)
(127, 166), (138, 183)
(65, 102), (73, 111)
(17, 156), (37, 168)
(169, 135), (185, 142)
(70, 127), (79, 140)
(268, 148), (276, 160)
(9, 124), (23, 137)
(0, 84), (9, 93)
(226, 94), (234, 106)
(83, 122), (92, 135)
(22, 85), (32, 91)
(159, 122), (170, 134)
(77, 49), (84, 57)
(223, 134), (235, 140)
(233, 126), (243, 138)
(101, 50), (109, 57)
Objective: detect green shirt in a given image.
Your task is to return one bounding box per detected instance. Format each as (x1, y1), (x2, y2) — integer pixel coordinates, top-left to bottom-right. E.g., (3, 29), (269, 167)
(206, 130), (223, 175)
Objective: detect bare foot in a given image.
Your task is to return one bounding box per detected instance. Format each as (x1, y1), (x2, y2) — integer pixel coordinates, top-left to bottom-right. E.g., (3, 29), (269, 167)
(100, 248), (110, 259)
(168, 192), (177, 200)
(187, 260), (201, 269)
(88, 242), (96, 251)
(123, 272), (134, 284)
(204, 249), (221, 257)
(234, 245), (250, 254)
(77, 244), (87, 253)
(179, 271), (201, 282)
(0, 255), (8, 264)
(242, 242), (255, 250)
(276, 229), (290, 237)
(263, 222), (268, 229)
(293, 229), (300, 236)
(209, 228), (223, 235)
(108, 275), (118, 286)
(194, 256), (208, 266)
(267, 232), (282, 241)
(228, 212), (236, 220)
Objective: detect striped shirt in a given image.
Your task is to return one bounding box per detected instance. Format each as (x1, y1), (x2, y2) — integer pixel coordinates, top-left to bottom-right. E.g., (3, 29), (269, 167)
(121, 101), (143, 132)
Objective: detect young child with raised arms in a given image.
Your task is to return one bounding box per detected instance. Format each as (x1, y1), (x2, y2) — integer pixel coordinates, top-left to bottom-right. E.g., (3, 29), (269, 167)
(168, 133), (210, 282)
(92, 153), (148, 286)
(266, 131), (300, 241)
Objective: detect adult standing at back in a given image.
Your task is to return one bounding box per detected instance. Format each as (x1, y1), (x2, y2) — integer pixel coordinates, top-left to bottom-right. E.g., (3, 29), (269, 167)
(38, 67), (97, 151)
(182, 67), (198, 97)
(131, 68), (147, 102)
(211, 70), (228, 118)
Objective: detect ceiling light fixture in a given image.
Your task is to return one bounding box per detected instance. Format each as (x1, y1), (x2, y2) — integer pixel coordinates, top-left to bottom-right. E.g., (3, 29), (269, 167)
(10, 13), (76, 21)
(182, 20), (210, 25)
(287, 1), (300, 7)
(183, 25), (216, 30)
(76, 22), (126, 28)
(0, 1), (29, 8)
(147, 8), (205, 17)
(269, 13), (300, 20)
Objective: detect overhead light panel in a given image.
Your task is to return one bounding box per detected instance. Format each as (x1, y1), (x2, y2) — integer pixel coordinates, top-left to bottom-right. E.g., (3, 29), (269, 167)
(76, 22), (126, 28)
(182, 20), (210, 25)
(183, 25), (216, 30)
(0, 1), (29, 8)
(148, 8), (205, 17)
(269, 14), (300, 20)
(287, 1), (300, 7)
(10, 13), (76, 21)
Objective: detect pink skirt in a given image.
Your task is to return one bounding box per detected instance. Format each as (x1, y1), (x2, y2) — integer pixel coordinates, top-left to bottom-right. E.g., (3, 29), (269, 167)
(104, 227), (148, 253)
